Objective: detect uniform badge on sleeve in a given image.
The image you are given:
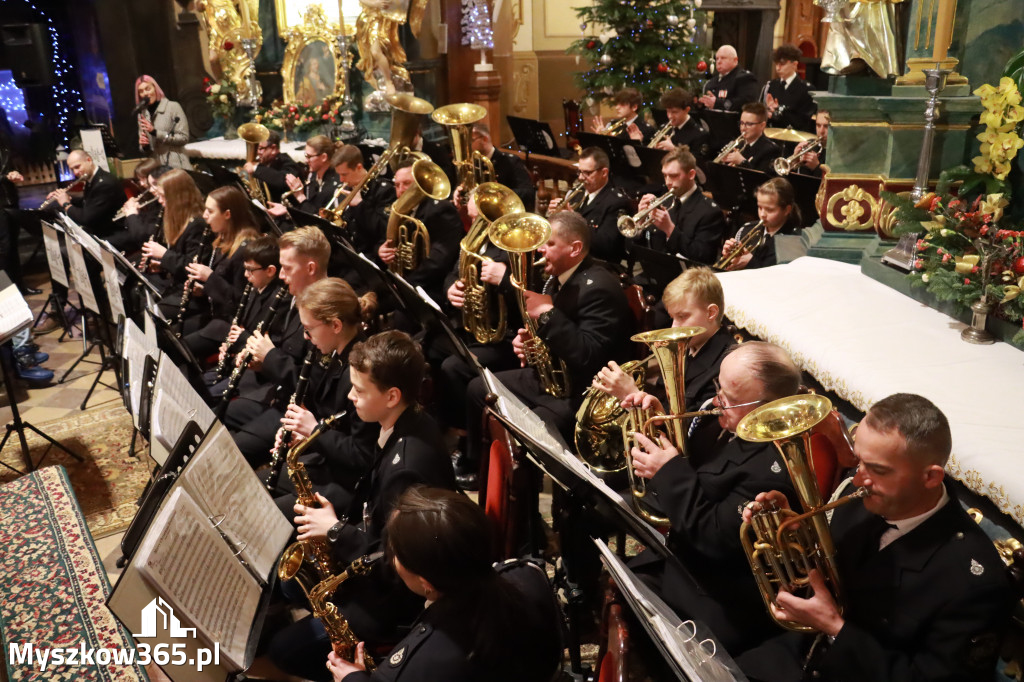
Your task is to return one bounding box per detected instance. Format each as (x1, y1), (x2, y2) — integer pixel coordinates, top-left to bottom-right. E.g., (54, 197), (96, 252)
(970, 559), (984, 576)
(770, 461), (782, 474)
(392, 453), (401, 465)
(389, 647), (405, 666)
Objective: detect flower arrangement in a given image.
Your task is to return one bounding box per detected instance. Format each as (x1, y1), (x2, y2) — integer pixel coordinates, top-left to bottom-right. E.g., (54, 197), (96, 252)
(204, 77), (238, 123)
(972, 77), (1024, 181)
(253, 96), (347, 136)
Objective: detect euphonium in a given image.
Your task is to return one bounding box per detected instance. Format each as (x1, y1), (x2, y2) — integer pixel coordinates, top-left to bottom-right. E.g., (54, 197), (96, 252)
(385, 158), (451, 274)
(617, 190), (677, 238)
(237, 121), (270, 204)
(648, 122), (674, 148)
(622, 327), (721, 528)
(574, 354), (652, 474)
(736, 394), (868, 632)
(459, 183), (524, 343)
(488, 212), (570, 398)
(309, 552), (382, 672)
(277, 411), (347, 597)
(431, 103), (495, 204)
(714, 220), (765, 270)
(773, 137), (824, 176)
(713, 135), (747, 164)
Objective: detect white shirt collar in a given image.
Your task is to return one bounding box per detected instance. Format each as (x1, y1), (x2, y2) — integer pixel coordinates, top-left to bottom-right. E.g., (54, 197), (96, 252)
(557, 261), (582, 287)
(676, 184), (699, 205)
(879, 485), (949, 550)
(377, 424), (395, 449)
(585, 184), (605, 205)
(783, 73), (798, 88)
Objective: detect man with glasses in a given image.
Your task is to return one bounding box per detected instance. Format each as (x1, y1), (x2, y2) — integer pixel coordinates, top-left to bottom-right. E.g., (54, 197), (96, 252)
(243, 130), (302, 202)
(624, 341), (803, 652)
(718, 102), (781, 174)
(547, 146), (631, 265)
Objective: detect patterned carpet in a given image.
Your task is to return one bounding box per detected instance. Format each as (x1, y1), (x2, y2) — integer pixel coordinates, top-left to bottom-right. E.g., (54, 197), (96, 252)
(0, 406), (152, 539)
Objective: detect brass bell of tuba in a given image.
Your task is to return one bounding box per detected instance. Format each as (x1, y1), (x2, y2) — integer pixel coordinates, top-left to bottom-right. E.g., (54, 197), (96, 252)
(385, 158), (452, 275)
(488, 212), (570, 398)
(459, 183), (524, 343)
(736, 394), (868, 632)
(237, 121), (270, 204)
(431, 103), (496, 203)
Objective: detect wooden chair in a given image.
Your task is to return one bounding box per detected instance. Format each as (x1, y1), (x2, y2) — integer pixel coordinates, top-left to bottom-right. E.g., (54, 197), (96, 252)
(478, 404), (536, 559)
(595, 579), (631, 682)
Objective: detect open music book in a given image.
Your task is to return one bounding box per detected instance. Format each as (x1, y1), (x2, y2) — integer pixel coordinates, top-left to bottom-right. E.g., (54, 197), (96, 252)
(122, 318), (159, 429)
(150, 355), (217, 462)
(41, 222), (69, 288)
(0, 275), (34, 343)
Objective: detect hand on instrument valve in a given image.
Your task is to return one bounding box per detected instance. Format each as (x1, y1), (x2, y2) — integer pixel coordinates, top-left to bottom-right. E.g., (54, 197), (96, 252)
(640, 194), (673, 234)
(293, 492), (338, 541)
(284, 173), (306, 203)
(630, 430), (677, 479)
(479, 260), (506, 285)
(185, 262), (213, 283)
(593, 360), (637, 401)
(327, 646), (366, 680)
(720, 238), (752, 270)
(722, 149), (746, 167)
(522, 290), (553, 320)
(447, 279), (466, 308)
(512, 328), (529, 366)
(378, 239), (397, 264)
(656, 138), (676, 152)
(281, 402), (318, 439)
(772, 569), (845, 637)
(626, 122), (644, 142)
(244, 329), (275, 368)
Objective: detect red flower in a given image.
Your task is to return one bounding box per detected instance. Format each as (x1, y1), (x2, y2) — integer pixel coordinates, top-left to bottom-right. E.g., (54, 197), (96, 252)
(964, 278), (971, 284)
(942, 253), (951, 263)
(322, 114), (329, 120)
(971, 266), (979, 274)
(223, 40), (234, 51)
(980, 225), (989, 235)
(914, 259), (924, 269)
(657, 63), (669, 73)
(929, 196), (941, 211)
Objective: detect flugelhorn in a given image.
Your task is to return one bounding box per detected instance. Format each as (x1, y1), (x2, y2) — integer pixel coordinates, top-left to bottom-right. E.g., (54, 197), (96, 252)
(617, 190), (677, 238)
(601, 118), (628, 136)
(713, 135), (747, 164)
(431, 103), (495, 205)
(488, 212), (570, 398)
(648, 122), (674, 148)
(385, 158), (451, 274)
(459, 183), (524, 343)
(714, 220), (765, 270)
(737, 394), (867, 632)
(773, 137), (824, 176)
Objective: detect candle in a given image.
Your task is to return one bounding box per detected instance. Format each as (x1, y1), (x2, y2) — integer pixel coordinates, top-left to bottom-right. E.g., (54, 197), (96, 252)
(239, 0), (252, 38)
(932, 0), (956, 61)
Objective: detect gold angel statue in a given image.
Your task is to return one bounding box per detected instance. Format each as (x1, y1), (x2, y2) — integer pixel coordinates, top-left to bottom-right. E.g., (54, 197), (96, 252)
(196, 0), (262, 100)
(355, 0), (430, 95)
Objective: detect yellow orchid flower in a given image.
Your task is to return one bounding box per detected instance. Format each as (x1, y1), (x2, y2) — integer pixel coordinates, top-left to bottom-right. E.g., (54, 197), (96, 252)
(993, 159), (1013, 180)
(921, 214), (947, 232)
(973, 155), (994, 175)
(980, 193), (1009, 222)
(954, 254), (979, 275)
(1001, 285), (1021, 303)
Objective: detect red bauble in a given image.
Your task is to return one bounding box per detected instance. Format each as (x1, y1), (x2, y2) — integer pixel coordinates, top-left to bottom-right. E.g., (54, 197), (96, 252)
(586, 40), (596, 49)
(1013, 256), (1024, 275)
(697, 60), (708, 71)
(223, 40), (234, 51)
(657, 63), (669, 73)
(646, 20), (654, 28)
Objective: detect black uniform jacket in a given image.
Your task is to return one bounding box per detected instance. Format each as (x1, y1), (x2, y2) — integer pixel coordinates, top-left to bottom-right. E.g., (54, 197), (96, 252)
(376, 198), (462, 303)
(298, 167), (343, 214)
(202, 241), (251, 320)
(578, 183), (633, 265)
(489, 149), (536, 209)
(253, 153), (305, 202)
(737, 135), (782, 174)
(765, 76), (817, 133)
(649, 188), (726, 265)
(65, 168), (123, 237)
(345, 175), (396, 257)
(537, 255), (634, 401)
(684, 325), (733, 409)
(702, 68), (761, 112)
(669, 117), (711, 162)
(738, 483), (1014, 682)
(732, 217), (801, 270)
(253, 299), (309, 400)
(159, 217), (208, 287)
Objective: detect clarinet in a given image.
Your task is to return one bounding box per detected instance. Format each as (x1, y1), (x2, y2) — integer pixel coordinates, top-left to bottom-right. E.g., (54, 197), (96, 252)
(215, 285), (291, 417)
(136, 207), (165, 273)
(173, 224), (212, 332)
(213, 281), (253, 381)
(263, 348), (316, 492)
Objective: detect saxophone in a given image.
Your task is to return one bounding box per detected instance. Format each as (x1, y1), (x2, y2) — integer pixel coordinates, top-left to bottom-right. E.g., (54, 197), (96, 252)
(213, 282), (253, 380)
(173, 224), (212, 333)
(263, 348), (316, 492)
(310, 552), (382, 671)
(277, 411), (347, 596)
(459, 183), (524, 344)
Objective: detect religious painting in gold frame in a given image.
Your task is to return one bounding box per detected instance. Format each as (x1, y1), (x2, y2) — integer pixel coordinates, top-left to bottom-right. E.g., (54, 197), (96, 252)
(280, 5), (346, 107)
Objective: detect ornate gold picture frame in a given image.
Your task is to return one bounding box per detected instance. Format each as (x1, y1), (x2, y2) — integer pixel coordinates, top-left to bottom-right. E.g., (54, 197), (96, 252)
(281, 5), (346, 107)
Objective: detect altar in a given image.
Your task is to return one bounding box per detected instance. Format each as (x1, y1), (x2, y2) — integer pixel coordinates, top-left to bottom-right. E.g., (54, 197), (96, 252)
(718, 257), (1024, 526)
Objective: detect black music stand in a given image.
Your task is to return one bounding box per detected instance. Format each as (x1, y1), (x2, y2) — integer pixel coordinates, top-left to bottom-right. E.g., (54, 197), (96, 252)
(250, 199), (283, 236)
(704, 163), (766, 219)
(786, 171), (824, 227)
(700, 109), (741, 151)
(507, 115), (567, 157)
(577, 132), (666, 186)
(629, 244), (687, 296)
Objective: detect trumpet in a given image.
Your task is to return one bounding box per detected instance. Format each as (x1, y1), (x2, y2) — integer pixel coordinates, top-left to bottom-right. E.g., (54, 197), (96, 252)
(648, 122), (674, 148)
(714, 220), (765, 270)
(713, 135), (747, 164)
(550, 180), (586, 214)
(617, 190), (677, 238)
(113, 190), (157, 221)
(600, 118), (628, 136)
(773, 137), (824, 176)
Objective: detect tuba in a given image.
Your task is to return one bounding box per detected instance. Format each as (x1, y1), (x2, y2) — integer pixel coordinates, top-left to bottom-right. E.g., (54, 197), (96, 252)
(621, 327), (722, 527)
(459, 183), (524, 343)
(488, 212), (570, 398)
(431, 103), (495, 204)
(385, 158), (452, 274)
(309, 552), (382, 672)
(237, 121), (270, 204)
(737, 394), (868, 632)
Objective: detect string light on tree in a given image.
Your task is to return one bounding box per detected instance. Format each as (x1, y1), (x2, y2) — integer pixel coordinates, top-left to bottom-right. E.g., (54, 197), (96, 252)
(460, 0), (494, 50)
(20, 1), (85, 143)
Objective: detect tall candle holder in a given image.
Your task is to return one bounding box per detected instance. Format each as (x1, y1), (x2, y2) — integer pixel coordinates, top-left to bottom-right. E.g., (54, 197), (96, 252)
(239, 37), (262, 109)
(336, 29), (358, 135)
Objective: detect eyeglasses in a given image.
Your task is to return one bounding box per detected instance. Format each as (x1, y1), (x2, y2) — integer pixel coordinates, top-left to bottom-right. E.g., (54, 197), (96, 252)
(243, 265), (266, 273)
(302, 320), (325, 339)
(739, 121), (761, 127)
(712, 378), (764, 410)
(304, 152), (322, 159)
(578, 168), (600, 177)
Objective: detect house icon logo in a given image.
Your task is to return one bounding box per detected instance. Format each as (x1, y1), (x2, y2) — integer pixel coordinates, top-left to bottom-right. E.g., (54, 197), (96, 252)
(132, 597), (197, 639)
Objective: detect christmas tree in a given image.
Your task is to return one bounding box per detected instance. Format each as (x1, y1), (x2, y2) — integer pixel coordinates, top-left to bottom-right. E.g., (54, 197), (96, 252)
(570, 0), (711, 109)
(461, 0), (494, 51)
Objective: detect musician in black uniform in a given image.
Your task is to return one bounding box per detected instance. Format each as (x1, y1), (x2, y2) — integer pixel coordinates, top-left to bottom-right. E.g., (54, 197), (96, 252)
(763, 45), (818, 134)
(719, 177), (801, 271)
(331, 144), (395, 257)
(546, 147), (631, 266)
(699, 45), (761, 113)
(718, 102), (782, 174)
(376, 159), (462, 304)
(325, 487), (563, 682)
(737, 393), (1013, 681)
(44, 149), (124, 238)
(637, 148), (726, 265)
(625, 341), (803, 652)
(591, 87), (656, 145)
(268, 331), (457, 682)
(453, 123), (535, 209)
(655, 88), (711, 162)
(267, 135), (341, 218)
(798, 110), (830, 178)
(243, 130), (304, 202)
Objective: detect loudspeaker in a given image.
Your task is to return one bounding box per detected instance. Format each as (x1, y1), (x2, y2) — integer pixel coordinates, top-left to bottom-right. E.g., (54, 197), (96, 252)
(1, 23), (52, 87)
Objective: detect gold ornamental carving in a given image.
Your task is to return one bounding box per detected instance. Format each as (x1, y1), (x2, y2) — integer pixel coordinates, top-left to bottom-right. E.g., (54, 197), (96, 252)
(825, 184), (878, 232)
(281, 5), (348, 107)
(197, 0), (263, 101)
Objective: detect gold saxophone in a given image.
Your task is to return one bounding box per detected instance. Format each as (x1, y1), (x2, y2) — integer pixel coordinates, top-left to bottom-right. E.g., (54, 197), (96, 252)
(459, 183), (524, 344)
(488, 212), (570, 398)
(310, 552), (382, 671)
(737, 394), (867, 632)
(385, 158), (451, 275)
(277, 412), (347, 597)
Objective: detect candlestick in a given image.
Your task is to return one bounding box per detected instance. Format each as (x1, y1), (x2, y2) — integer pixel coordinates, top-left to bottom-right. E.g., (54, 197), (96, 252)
(932, 0), (955, 62)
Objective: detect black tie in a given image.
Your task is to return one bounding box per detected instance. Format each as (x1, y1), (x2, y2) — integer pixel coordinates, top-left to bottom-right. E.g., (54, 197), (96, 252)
(580, 194), (590, 210)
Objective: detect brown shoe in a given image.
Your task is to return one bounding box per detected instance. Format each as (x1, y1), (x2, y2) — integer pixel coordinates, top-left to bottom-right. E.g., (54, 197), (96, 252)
(33, 315), (61, 335)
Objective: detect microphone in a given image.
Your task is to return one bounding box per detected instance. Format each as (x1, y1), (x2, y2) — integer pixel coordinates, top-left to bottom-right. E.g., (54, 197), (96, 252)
(131, 97), (150, 116)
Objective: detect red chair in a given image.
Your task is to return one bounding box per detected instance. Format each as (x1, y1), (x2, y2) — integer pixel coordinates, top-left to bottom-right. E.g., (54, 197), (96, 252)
(478, 407), (531, 559)
(596, 579), (631, 682)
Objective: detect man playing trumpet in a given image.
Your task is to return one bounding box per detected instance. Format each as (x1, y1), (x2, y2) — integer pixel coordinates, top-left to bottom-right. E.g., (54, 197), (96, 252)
(717, 102), (781, 174)
(590, 87), (655, 144)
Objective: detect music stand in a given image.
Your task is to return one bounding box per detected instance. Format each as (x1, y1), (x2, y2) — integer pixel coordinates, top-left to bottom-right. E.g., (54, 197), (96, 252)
(250, 199), (283, 236)
(577, 132), (666, 185)
(704, 163), (765, 218)
(630, 244), (687, 295)
(507, 116), (564, 157)
(784, 171), (823, 227)
(700, 109), (741, 151)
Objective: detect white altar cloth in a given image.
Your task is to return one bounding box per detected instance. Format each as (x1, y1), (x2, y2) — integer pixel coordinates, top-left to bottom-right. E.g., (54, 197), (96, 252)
(718, 257), (1024, 524)
(184, 136), (307, 163)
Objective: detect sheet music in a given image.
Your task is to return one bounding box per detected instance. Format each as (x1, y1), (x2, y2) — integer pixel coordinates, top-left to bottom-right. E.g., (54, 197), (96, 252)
(414, 285), (443, 313)
(151, 357), (217, 452)
(65, 237), (100, 314)
(64, 216), (105, 261)
(135, 487), (261, 670)
(357, 252), (383, 272)
(41, 222), (69, 287)
(144, 305), (159, 346)
(177, 423), (293, 581)
(0, 283), (34, 342)
(99, 249), (126, 321)
(124, 318), (159, 427)
(595, 540), (746, 682)
(100, 238), (160, 295)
